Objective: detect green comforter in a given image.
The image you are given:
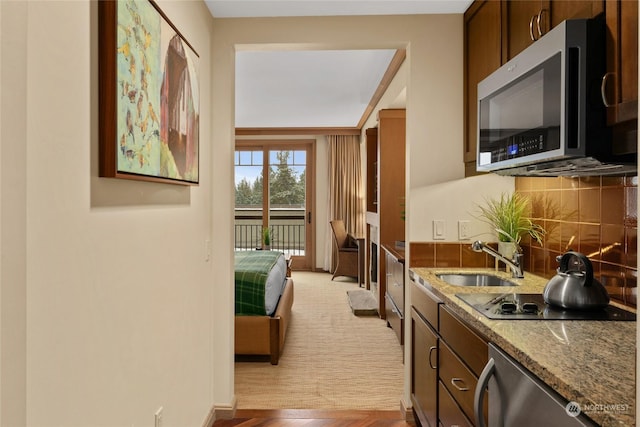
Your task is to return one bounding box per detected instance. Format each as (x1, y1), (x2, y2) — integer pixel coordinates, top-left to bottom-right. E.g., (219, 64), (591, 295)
(235, 250), (282, 315)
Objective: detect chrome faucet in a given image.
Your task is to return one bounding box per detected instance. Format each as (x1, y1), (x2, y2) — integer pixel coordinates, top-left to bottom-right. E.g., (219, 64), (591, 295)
(472, 241), (524, 279)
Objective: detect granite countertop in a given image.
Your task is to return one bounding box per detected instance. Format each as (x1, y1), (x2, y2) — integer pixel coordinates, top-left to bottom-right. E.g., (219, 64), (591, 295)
(410, 267), (636, 427)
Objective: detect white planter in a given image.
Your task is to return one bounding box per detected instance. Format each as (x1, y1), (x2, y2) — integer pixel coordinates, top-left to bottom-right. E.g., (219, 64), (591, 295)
(498, 242), (517, 260)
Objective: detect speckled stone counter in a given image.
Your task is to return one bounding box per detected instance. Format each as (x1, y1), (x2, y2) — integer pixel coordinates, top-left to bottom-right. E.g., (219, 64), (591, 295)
(410, 267), (636, 427)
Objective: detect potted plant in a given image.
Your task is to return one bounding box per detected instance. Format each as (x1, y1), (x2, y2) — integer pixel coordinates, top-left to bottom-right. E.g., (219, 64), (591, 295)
(476, 192), (544, 258)
(262, 227), (271, 250)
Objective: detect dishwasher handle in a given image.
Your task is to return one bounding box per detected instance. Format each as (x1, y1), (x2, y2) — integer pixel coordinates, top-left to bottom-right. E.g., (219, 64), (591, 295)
(474, 357), (495, 427)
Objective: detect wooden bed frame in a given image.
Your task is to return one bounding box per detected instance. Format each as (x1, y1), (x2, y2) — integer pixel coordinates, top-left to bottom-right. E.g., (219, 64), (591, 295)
(234, 277), (294, 365)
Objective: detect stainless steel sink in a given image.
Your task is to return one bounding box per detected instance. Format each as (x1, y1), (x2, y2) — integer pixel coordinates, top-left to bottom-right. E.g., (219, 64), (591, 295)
(436, 273), (518, 287)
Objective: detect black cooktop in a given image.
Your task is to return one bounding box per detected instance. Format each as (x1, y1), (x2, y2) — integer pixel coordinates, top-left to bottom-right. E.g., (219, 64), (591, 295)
(456, 293), (636, 321)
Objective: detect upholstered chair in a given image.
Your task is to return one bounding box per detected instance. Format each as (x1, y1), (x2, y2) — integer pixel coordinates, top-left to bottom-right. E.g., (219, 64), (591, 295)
(329, 219), (359, 281)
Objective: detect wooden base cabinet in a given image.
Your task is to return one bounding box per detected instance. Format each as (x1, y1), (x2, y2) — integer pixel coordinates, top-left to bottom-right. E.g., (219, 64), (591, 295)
(439, 382), (474, 427)
(411, 277), (488, 427)
(411, 279), (442, 427)
(384, 244), (405, 344)
(411, 307), (438, 427)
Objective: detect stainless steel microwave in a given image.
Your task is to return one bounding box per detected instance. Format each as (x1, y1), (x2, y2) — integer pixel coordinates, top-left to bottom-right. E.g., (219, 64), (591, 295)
(476, 17), (636, 177)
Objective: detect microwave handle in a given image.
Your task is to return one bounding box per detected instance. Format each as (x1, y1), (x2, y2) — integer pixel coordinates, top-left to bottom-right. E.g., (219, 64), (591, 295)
(474, 357), (495, 427)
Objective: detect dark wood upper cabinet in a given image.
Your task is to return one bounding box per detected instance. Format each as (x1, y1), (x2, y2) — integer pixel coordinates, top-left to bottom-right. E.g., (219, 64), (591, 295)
(603, 0), (638, 126)
(463, 0), (503, 176)
(504, 1), (604, 61)
(549, 1), (604, 26)
(503, 1), (550, 61)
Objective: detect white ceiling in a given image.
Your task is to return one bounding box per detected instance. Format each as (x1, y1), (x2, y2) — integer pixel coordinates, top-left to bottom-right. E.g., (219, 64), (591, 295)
(205, 1), (473, 129)
(235, 49), (398, 128)
(205, 1), (474, 18)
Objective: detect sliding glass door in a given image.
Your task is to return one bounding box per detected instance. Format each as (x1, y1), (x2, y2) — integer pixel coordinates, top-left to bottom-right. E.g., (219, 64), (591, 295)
(234, 140), (314, 270)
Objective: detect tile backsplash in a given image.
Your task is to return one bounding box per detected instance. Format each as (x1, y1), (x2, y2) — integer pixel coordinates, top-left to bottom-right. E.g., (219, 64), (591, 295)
(410, 176), (638, 308)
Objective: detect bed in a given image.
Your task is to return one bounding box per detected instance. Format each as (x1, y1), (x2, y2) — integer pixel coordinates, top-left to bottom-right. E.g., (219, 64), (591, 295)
(234, 250), (294, 365)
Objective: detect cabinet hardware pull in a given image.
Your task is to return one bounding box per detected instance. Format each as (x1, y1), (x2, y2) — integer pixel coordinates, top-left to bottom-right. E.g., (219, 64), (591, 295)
(529, 15), (537, 41)
(601, 72), (615, 107)
(428, 346), (437, 369)
(536, 9), (546, 39)
(450, 377), (469, 392)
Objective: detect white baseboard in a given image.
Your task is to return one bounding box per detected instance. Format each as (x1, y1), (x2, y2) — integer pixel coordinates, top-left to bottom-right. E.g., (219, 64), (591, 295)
(400, 397), (414, 423)
(202, 396), (237, 427)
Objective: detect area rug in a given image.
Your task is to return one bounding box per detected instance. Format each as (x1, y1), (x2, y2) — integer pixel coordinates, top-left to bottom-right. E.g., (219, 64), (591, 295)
(234, 271), (403, 410)
(346, 289), (379, 316)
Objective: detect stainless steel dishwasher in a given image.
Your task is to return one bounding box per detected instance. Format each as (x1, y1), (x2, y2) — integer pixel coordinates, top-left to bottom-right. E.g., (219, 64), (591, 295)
(474, 343), (598, 427)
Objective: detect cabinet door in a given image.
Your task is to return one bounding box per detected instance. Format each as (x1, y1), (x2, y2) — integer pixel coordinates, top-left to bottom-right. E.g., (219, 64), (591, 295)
(604, 0), (638, 125)
(504, 1), (603, 61)
(366, 127), (378, 213)
(411, 308), (438, 427)
(438, 381), (474, 427)
(463, 0), (503, 177)
(504, 0), (549, 60)
(549, 1), (604, 27)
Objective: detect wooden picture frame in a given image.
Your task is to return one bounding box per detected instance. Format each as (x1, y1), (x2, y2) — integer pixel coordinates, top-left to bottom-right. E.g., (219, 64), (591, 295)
(99, 0), (200, 185)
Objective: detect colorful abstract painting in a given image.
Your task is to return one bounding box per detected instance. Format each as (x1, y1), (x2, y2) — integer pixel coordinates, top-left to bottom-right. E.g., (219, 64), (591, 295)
(100, 0), (199, 185)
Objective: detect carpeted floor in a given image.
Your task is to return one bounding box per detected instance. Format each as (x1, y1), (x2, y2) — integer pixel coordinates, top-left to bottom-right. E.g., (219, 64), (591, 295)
(234, 271), (404, 410)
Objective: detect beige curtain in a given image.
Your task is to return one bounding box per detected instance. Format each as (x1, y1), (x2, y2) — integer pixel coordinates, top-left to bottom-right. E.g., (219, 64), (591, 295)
(324, 135), (365, 271)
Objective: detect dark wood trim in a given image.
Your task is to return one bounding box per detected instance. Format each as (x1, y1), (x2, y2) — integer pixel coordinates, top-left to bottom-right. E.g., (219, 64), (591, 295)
(98, 1), (116, 179)
(148, 0), (199, 57)
(357, 49), (407, 129)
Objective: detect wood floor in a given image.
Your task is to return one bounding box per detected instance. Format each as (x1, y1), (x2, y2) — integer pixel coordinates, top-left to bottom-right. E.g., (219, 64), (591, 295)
(212, 409), (417, 427)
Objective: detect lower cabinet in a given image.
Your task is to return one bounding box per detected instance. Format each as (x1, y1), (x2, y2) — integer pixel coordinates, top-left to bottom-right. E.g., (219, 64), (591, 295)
(411, 307), (438, 427)
(439, 341), (482, 424)
(439, 382), (474, 427)
(384, 246), (405, 344)
(411, 278), (488, 427)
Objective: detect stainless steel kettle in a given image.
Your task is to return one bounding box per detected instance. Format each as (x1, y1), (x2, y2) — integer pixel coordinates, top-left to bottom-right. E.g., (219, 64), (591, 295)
(543, 251), (610, 310)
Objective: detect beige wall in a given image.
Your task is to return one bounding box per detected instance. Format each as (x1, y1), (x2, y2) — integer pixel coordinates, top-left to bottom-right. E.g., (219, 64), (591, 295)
(1, 1), (216, 426)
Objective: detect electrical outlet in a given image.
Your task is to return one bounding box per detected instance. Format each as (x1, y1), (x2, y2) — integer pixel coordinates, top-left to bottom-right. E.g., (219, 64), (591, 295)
(433, 220), (446, 240)
(458, 220), (471, 240)
(155, 407), (163, 427)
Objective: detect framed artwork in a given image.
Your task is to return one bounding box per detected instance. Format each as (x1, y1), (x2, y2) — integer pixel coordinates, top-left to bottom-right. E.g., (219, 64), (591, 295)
(99, 0), (200, 185)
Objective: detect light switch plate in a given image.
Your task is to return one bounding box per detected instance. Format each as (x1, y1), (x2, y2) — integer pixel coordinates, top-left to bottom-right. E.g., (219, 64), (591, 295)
(458, 220), (471, 240)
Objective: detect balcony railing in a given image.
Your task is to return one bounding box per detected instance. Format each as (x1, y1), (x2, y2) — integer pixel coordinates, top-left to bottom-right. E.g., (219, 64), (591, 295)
(234, 207), (306, 255)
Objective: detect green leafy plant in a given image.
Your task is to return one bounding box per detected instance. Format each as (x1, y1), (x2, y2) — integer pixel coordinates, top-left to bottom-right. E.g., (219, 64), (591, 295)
(262, 227), (271, 246)
(476, 192), (545, 246)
